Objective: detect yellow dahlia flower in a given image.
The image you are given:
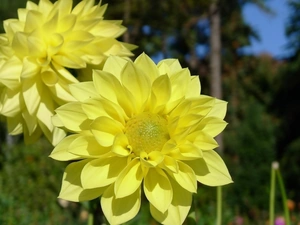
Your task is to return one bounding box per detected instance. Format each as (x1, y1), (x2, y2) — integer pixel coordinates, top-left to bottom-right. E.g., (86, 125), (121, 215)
(0, 0), (135, 145)
(50, 53), (232, 225)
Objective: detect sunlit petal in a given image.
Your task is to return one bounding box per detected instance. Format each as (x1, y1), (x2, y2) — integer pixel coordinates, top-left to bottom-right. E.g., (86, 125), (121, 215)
(81, 157), (128, 189)
(114, 158), (143, 198)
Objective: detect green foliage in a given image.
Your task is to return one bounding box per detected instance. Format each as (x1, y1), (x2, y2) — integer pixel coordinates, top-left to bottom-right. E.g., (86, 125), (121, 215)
(0, 139), (87, 225)
(222, 54), (278, 221)
(273, 0), (300, 203)
(225, 100), (276, 212)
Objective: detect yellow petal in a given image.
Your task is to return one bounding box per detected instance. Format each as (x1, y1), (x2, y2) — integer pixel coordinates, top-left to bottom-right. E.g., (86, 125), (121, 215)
(92, 21), (126, 38)
(41, 70), (58, 86)
(21, 56), (40, 79)
(52, 54), (86, 68)
(102, 55), (127, 78)
(36, 90), (55, 132)
(51, 126), (67, 146)
(59, 159), (106, 202)
(112, 133), (131, 156)
(93, 69), (135, 116)
(120, 62), (151, 111)
(101, 184), (141, 225)
(0, 87), (21, 117)
(51, 114), (64, 127)
(157, 59), (182, 75)
(168, 68), (190, 104)
(27, 31), (47, 58)
(141, 151), (164, 168)
(150, 177), (192, 225)
(49, 134), (82, 161)
(57, 14), (76, 33)
(177, 142), (203, 160)
(52, 61), (79, 83)
(186, 75), (201, 97)
(24, 10), (43, 33)
(197, 117), (228, 137)
(166, 161), (197, 193)
(42, 11), (58, 33)
(62, 31), (94, 50)
(69, 81), (98, 101)
(187, 130), (219, 150)
(72, 0), (98, 15)
(36, 0), (53, 15)
(183, 158), (210, 179)
(144, 168), (172, 213)
(92, 69), (122, 104)
(26, 1), (39, 10)
(11, 32), (28, 59)
(49, 81), (76, 103)
(22, 107), (38, 135)
(81, 157), (127, 189)
(134, 53), (159, 82)
(6, 114), (23, 135)
(207, 99), (227, 119)
(55, 102), (89, 132)
(149, 75), (171, 113)
(54, 0), (72, 17)
(114, 158), (143, 198)
(162, 155), (179, 173)
(82, 98), (126, 124)
(0, 56), (22, 89)
(69, 135), (110, 158)
(197, 150), (233, 186)
(22, 77), (42, 115)
(90, 116), (123, 147)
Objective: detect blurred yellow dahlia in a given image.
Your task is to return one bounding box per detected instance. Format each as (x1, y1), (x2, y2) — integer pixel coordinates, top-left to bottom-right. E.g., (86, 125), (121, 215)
(0, 0), (135, 145)
(50, 53), (232, 225)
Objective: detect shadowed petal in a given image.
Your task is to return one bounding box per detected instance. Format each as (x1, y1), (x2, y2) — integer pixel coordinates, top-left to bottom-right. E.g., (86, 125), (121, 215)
(114, 158), (143, 198)
(59, 159), (106, 202)
(101, 184), (141, 225)
(167, 161), (197, 193)
(49, 134), (82, 161)
(150, 177), (192, 225)
(144, 168), (172, 213)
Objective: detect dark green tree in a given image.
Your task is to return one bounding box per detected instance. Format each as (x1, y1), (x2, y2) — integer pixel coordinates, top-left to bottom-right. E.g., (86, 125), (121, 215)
(272, 0), (300, 202)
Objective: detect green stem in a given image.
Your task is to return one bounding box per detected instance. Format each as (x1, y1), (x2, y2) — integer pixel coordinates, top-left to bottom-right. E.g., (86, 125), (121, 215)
(88, 212), (94, 225)
(269, 162), (277, 225)
(276, 168), (290, 225)
(216, 186), (222, 225)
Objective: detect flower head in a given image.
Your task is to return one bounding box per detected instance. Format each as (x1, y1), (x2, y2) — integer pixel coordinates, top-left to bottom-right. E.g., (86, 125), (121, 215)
(50, 53), (232, 225)
(0, 0), (135, 145)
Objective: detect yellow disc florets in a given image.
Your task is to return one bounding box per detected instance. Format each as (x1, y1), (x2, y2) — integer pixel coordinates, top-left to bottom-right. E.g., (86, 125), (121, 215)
(125, 112), (169, 155)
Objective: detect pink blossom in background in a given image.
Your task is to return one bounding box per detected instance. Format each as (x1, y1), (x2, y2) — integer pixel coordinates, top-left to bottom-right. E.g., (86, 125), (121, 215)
(234, 216), (244, 225)
(275, 216), (285, 225)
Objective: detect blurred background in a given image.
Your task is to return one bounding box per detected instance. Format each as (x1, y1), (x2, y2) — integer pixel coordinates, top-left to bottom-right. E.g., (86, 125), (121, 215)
(0, 0), (300, 224)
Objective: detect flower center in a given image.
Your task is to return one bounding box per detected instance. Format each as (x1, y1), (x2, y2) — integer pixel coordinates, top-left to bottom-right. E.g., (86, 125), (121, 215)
(125, 112), (169, 155)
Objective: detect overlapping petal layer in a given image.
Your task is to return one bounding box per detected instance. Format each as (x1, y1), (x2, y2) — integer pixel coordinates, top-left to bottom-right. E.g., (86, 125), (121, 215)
(50, 53), (232, 225)
(0, 0), (135, 145)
